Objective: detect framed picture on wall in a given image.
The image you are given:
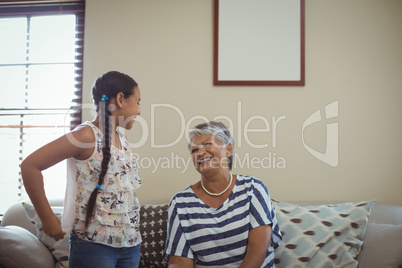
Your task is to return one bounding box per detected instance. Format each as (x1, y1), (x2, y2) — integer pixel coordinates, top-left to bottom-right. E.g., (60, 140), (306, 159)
(213, 0), (305, 86)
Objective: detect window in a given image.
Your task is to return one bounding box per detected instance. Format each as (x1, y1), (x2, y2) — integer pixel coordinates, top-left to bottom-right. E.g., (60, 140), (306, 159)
(0, 1), (85, 215)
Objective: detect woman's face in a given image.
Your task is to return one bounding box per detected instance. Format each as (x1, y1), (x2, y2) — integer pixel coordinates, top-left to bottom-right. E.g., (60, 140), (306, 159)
(190, 134), (232, 174)
(118, 86), (141, 130)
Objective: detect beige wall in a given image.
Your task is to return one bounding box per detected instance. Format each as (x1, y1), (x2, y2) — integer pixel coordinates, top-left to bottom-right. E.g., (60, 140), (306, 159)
(82, 0), (402, 205)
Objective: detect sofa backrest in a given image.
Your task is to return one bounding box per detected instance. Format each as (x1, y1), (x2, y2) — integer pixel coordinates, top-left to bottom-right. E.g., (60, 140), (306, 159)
(3, 200), (402, 232)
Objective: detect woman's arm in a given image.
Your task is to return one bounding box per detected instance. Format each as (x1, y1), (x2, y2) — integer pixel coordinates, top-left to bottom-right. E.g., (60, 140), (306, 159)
(21, 127), (94, 240)
(240, 224), (272, 268)
(168, 255), (194, 268)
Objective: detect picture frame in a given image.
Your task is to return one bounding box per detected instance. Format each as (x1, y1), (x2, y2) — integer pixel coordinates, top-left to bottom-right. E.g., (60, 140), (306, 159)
(213, 0), (305, 86)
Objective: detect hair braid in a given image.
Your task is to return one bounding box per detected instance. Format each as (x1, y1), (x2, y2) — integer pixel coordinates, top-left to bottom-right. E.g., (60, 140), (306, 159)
(84, 71), (138, 231)
(84, 99), (112, 230)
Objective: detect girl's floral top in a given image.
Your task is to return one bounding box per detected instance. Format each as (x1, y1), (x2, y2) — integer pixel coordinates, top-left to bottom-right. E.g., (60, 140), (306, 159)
(71, 121), (141, 248)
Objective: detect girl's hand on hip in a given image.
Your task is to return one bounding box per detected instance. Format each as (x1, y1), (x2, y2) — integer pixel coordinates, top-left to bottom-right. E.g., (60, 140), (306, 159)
(42, 213), (65, 241)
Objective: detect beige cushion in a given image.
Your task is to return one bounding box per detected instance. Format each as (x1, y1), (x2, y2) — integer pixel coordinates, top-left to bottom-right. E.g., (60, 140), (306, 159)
(357, 223), (402, 268)
(1, 199), (64, 234)
(0, 225), (55, 268)
(1, 202), (37, 234)
(22, 203), (69, 268)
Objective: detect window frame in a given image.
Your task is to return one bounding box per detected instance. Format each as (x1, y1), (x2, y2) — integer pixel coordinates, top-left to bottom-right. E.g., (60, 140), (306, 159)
(0, 0), (85, 216)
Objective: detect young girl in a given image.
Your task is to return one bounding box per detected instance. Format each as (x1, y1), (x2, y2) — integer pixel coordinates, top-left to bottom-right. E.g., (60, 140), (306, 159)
(21, 71), (142, 267)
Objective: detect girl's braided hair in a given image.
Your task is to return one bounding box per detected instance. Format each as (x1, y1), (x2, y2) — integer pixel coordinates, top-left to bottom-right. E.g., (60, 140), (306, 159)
(85, 71), (137, 230)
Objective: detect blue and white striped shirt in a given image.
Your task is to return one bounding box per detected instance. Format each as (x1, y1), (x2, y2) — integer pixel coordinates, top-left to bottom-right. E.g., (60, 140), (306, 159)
(163, 175), (282, 267)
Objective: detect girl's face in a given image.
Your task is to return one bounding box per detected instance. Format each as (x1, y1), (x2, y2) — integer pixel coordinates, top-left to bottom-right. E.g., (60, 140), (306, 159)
(118, 86), (141, 130)
(190, 134), (232, 174)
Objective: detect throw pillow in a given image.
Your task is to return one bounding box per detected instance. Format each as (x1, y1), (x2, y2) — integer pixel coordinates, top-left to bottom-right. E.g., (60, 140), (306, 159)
(22, 202), (69, 268)
(0, 225), (55, 268)
(272, 200), (375, 268)
(357, 222), (402, 267)
(139, 204), (169, 268)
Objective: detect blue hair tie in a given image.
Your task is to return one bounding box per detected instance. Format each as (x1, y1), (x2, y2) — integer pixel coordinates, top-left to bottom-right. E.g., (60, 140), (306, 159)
(101, 95), (109, 101)
(96, 184), (104, 190)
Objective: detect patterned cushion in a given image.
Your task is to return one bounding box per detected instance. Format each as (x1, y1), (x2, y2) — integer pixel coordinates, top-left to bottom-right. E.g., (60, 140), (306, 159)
(22, 203), (69, 268)
(139, 204), (169, 268)
(272, 200), (375, 268)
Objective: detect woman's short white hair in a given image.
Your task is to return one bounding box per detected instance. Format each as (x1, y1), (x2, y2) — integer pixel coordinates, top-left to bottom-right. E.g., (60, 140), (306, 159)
(187, 121), (234, 170)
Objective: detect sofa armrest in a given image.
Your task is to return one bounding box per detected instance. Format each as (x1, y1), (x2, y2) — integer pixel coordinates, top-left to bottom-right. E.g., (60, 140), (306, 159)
(1, 202), (36, 234)
(368, 203), (402, 225)
(1, 199), (64, 235)
(0, 225), (55, 268)
(357, 223), (402, 268)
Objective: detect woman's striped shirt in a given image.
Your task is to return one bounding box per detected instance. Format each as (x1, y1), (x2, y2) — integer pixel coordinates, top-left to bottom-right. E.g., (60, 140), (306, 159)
(163, 175), (282, 267)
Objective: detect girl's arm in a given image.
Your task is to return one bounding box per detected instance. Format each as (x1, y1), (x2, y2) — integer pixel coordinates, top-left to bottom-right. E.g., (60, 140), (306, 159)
(240, 224), (272, 268)
(21, 126), (94, 240)
(168, 255), (194, 268)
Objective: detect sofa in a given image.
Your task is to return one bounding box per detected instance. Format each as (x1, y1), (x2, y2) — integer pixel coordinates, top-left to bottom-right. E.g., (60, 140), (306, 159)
(1, 199), (402, 268)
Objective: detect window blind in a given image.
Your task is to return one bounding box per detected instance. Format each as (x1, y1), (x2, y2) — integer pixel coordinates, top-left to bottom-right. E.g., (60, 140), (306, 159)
(0, 0), (85, 215)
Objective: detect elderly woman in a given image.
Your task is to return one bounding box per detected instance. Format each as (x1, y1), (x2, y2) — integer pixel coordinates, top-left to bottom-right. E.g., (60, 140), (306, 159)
(163, 121), (282, 268)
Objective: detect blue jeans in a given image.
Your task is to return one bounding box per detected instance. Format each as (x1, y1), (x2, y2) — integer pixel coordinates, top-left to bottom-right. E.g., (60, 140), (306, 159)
(69, 234), (140, 268)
